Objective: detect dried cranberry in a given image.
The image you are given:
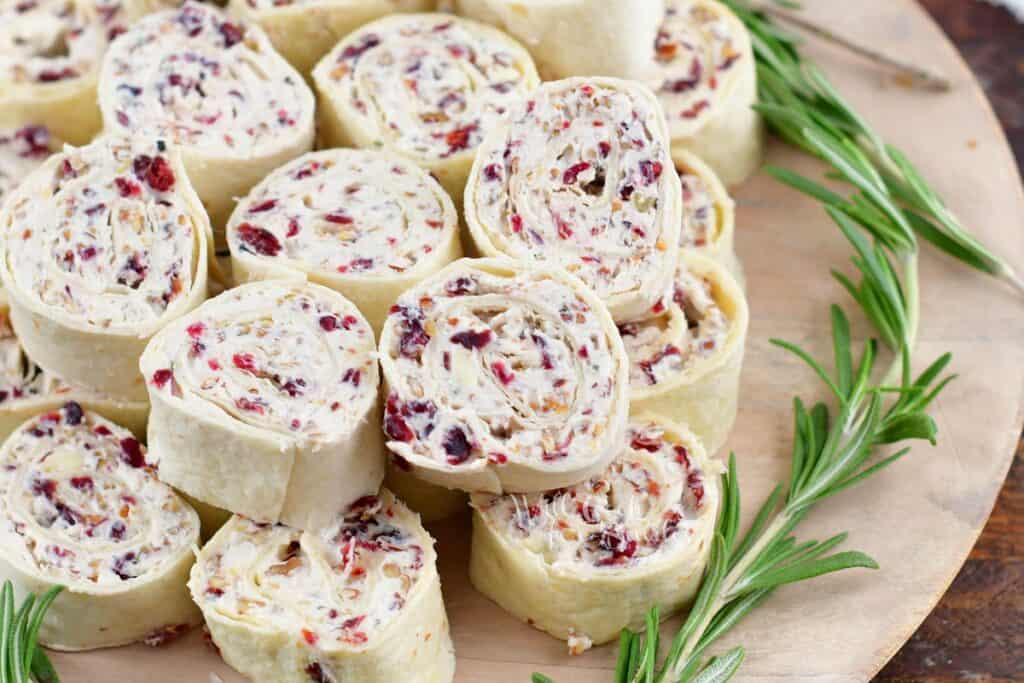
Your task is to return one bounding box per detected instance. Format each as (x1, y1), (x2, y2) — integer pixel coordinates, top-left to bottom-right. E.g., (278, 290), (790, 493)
(110, 520), (126, 540)
(442, 427), (472, 465)
(491, 361), (515, 386)
(233, 353), (257, 373)
(249, 199), (277, 213)
(341, 369), (361, 386)
(133, 155), (175, 191)
(687, 472), (704, 505)
(620, 184), (636, 201)
(639, 160), (663, 185)
(482, 163), (502, 182)
(112, 551), (137, 580)
(236, 222), (282, 257)
(32, 478), (57, 499)
(674, 445), (690, 468)
(63, 401), (84, 425)
(324, 212), (353, 225)
(450, 329), (492, 350)
(665, 60), (702, 93)
(340, 34), (380, 60)
(70, 476), (93, 491)
(444, 277), (475, 296)
(598, 141), (611, 158)
(151, 368), (173, 388)
(510, 213), (523, 233)
(235, 397), (265, 414)
(219, 21), (244, 47)
(630, 434), (661, 452)
(384, 410), (415, 442)
(443, 124), (477, 155)
(116, 253), (148, 288)
(79, 245), (97, 260)
(319, 315), (339, 332)
(38, 67), (77, 83)
(591, 528), (637, 566)
(115, 176), (141, 197)
(14, 125), (50, 158)
(562, 162), (591, 185)
(120, 438), (146, 468)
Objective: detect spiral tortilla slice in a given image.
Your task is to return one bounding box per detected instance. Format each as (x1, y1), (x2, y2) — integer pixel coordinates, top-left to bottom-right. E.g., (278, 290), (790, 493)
(226, 0), (435, 76)
(442, 0), (664, 81)
(227, 149), (461, 333)
(466, 77), (683, 321)
(0, 0), (169, 145)
(675, 148), (741, 281)
(650, 0), (764, 186)
(470, 414), (719, 651)
(312, 13), (540, 204)
(99, 1), (316, 236)
(0, 135), (213, 402)
(620, 251), (748, 455)
(0, 402), (200, 650)
(379, 258), (630, 494)
(0, 310), (148, 439)
(140, 280), (384, 532)
(191, 491), (455, 683)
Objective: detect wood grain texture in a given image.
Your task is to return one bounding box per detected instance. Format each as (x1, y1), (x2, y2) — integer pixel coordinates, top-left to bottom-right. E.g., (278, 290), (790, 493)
(876, 3), (1024, 681)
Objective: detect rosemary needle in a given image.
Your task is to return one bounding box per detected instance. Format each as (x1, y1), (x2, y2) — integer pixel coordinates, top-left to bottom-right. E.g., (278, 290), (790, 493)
(0, 582), (62, 683)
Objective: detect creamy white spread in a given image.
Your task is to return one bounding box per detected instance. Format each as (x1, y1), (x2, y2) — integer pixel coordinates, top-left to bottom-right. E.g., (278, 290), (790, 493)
(382, 262), (623, 472)
(0, 402), (196, 585)
(320, 15), (533, 161)
(469, 79), (678, 307)
(0, 0), (128, 87)
(144, 282), (377, 439)
(650, 0), (747, 133)
(195, 494), (426, 659)
(619, 263), (729, 388)
(0, 125), (56, 207)
(473, 419), (710, 568)
(679, 164), (719, 249)
(227, 150), (453, 278)
(101, 2), (311, 155)
(1, 136), (201, 329)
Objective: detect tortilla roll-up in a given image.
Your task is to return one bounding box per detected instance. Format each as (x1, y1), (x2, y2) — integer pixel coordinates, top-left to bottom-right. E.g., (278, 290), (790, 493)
(140, 280), (384, 531)
(675, 148), (741, 282)
(0, 311), (148, 439)
(650, 0), (764, 186)
(99, 1), (315, 236)
(379, 258), (630, 494)
(227, 149), (461, 334)
(312, 13), (539, 204)
(191, 491), (455, 683)
(226, 0), (435, 76)
(0, 135), (213, 402)
(619, 251), (748, 455)
(0, 402), (200, 650)
(442, 0), (664, 81)
(465, 77), (683, 321)
(470, 415), (719, 652)
(0, 0), (170, 145)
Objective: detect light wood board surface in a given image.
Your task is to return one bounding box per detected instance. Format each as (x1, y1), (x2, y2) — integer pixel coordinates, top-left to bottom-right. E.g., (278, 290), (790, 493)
(50, 0), (1024, 680)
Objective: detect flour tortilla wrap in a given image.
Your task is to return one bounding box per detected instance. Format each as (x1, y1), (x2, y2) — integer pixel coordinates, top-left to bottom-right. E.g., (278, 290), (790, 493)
(99, 1), (316, 237)
(379, 257), (630, 494)
(191, 491), (455, 683)
(465, 77), (683, 321)
(0, 0), (171, 145)
(444, 0), (664, 81)
(0, 403), (200, 650)
(620, 250), (749, 455)
(470, 414), (719, 651)
(651, 0), (764, 186)
(227, 149), (461, 334)
(0, 135), (213, 402)
(140, 280), (384, 532)
(226, 0), (435, 75)
(312, 13), (539, 205)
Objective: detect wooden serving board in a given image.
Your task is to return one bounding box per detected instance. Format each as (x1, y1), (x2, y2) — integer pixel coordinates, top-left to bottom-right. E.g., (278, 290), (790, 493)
(51, 1), (1024, 680)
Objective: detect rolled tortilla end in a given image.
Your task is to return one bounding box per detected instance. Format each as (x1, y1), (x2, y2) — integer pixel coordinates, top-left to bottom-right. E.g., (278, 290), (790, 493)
(0, 403), (201, 651)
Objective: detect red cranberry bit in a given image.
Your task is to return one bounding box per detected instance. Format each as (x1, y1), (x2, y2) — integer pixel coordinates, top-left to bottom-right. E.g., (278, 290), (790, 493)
(341, 369), (361, 387)
(151, 368), (173, 388)
(665, 60), (702, 93)
(630, 434), (662, 453)
(79, 245), (97, 260)
(443, 123), (477, 155)
(384, 397), (415, 442)
(450, 329), (492, 350)
(510, 213), (524, 233)
(305, 663), (329, 683)
(488, 452), (508, 465)
(110, 520), (126, 540)
(38, 67), (77, 83)
(442, 427), (472, 465)
(219, 21), (244, 48)
(249, 199), (277, 213)
(674, 445), (691, 468)
(120, 438), (147, 468)
(286, 218), (301, 237)
(232, 353), (257, 373)
(63, 401), (84, 425)
(235, 397), (265, 414)
(324, 212), (353, 225)
(598, 141), (611, 158)
(115, 176), (141, 197)
(94, 425), (111, 436)
(111, 551), (137, 580)
(340, 34), (380, 60)
(301, 629), (318, 646)
(236, 222), (282, 257)
(639, 160), (663, 185)
(14, 125), (50, 158)
(556, 217), (573, 240)
(394, 307), (430, 359)
(341, 315), (359, 330)
(32, 478), (57, 499)
(681, 100), (710, 119)
(70, 476), (93, 491)
(562, 162), (591, 185)
(491, 361), (515, 386)
(187, 322), (205, 338)
(620, 184), (635, 201)
(133, 155), (175, 192)
(319, 315), (339, 332)
(444, 277), (476, 296)
(591, 528), (638, 566)
(687, 472), (705, 506)
(482, 163), (502, 182)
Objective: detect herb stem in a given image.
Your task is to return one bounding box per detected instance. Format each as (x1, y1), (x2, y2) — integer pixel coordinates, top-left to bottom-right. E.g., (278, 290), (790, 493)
(881, 252), (920, 387)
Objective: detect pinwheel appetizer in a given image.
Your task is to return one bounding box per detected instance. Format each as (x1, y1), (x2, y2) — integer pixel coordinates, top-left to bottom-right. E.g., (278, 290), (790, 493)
(675, 148), (741, 281)
(312, 13), (540, 203)
(0, 403), (200, 650)
(0, 0), (169, 145)
(0, 135), (213, 402)
(0, 311), (148, 439)
(99, 1), (316, 235)
(379, 258), (630, 494)
(470, 415), (719, 651)
(226, 0), (435, 76)
(140, 280), (384, 531)
(227, 149), (461, 333)
(650, 0), (764, 186)
(191, 491), (455, 683)
(620, 251), (748, 455)
(465, 77), (683, 321)
(443, 0), (663, 81)
(0, 125), (60, 213)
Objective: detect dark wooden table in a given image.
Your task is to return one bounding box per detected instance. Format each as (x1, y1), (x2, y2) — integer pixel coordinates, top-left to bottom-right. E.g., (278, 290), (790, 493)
(874, 4), (1024, 681)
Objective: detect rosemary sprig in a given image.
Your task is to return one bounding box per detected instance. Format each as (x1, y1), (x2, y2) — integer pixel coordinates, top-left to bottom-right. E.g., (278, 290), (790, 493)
(723, 0), (1024, 296)
(0, 582), (61, 683)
